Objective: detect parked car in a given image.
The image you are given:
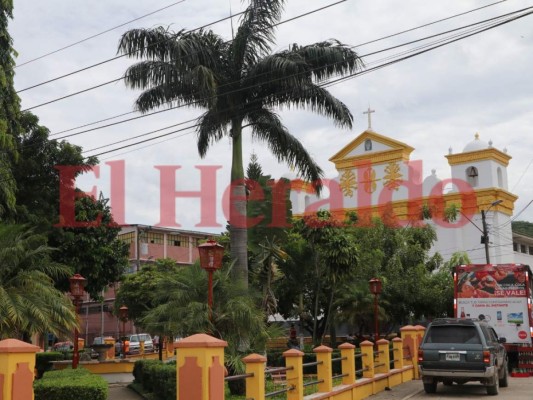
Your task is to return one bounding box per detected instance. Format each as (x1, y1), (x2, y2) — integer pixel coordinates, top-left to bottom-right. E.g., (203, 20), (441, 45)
(52, 341), (73, 352)
(418, 318), (508, 395)
(128, 333), (154, 354)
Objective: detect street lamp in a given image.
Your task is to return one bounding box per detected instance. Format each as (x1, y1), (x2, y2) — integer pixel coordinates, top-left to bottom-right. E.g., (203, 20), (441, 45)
(119, 305), (128, 358)
(69, 273), (87, 369)
(198, 239), (224, 320)
(481, 200), (503, 264)
(369, 278), (382, 343)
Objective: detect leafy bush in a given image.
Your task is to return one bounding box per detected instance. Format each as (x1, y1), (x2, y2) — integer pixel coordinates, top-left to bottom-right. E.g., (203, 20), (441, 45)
(133, 359), (176, 400)
(34, 368), (107, 400)
(132, 359), (161, 386)
(35, 352), (64, 378)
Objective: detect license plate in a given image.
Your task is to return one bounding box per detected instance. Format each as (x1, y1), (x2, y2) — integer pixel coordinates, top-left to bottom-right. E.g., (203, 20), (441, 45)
(445, 353), (460, 361)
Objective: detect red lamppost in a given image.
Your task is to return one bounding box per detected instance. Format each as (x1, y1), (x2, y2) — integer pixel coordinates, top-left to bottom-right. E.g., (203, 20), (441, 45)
(369, 278), (382, 344)
(119, 305), (128, 358)
(69, 273), (87, 369)
(198, 239), (224, 320)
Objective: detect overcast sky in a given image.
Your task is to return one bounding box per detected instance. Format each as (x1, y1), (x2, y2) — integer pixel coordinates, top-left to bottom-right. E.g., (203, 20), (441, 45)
(9, 0), (533, 233)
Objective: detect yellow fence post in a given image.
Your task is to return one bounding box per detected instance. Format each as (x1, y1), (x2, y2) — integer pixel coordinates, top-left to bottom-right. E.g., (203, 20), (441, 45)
(400, 325), (424, 379)
(375, 339), (390, 375)
(0, 339), (40, 400)
(243, 353), (266, 400)
(392, 337), (403, 370)
(338, 343), (356, 385)
(359, 340), (374, 379)
(175, 333), (227, 400)
(283, 348), (304, 400)
(314, 345), (333, 393)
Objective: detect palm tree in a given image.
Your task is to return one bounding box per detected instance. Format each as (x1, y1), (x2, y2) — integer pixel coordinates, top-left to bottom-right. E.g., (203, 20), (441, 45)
(0, 225), (78, 340)
(118, 0), (363, 286)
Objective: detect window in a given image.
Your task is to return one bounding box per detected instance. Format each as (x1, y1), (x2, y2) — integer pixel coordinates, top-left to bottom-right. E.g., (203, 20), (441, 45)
(118, 232), (135, 244)
(529, 247), (533, 255)
(146, 232), (164, 244)
(497, 167), (503, 187)
(521, 244), (526, 253)
(513, 242), (518, 252)
(426, 326), (480, 344)
(364, 139), (372, 151)
(167, 234), (189, 247)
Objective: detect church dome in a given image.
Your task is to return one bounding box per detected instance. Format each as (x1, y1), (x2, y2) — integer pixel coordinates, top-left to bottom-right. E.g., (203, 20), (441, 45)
(463, 133), (489, 153)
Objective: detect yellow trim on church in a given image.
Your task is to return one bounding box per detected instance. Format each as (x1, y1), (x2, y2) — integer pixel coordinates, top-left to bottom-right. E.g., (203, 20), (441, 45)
(329, 130), (414, 169)
(333, 148), (412, 169)
(294, 187), (517, 220)
(446, 148), (511, 166)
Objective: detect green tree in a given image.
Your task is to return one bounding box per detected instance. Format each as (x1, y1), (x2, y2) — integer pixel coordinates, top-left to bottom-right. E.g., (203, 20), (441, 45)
(118, 0), (363, 286)
(246, 153), (292, 252)
(140, 261), (281, 395)
(0, 224), (77, 339)
(0, 0), (20, 216)
(115, 259), (179, 328)
(12, 112), (97, 225)
(50, 195), (130, 299)
(12, 113), (127, 299)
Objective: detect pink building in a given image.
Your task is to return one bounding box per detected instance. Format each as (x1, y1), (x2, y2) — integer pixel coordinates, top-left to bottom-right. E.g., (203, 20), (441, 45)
(78, 224), (216, 345)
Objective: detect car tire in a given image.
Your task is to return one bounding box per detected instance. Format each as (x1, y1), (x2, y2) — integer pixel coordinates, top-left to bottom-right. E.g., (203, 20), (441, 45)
(499, 361), (509, 388)
(486, 371), (499, 395)
(423, 382), (437, 394)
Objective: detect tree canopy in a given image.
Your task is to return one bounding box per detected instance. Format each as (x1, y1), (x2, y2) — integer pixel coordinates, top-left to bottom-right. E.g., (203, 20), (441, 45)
(118, 0), (363, 286)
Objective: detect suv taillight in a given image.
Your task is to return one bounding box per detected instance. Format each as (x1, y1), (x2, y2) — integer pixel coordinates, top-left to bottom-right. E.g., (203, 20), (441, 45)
(418, 349), (424, 362)
(483, 350), (491, 364)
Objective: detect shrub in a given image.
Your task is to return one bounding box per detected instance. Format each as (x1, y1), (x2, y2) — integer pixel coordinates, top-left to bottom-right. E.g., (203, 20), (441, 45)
(34, 368), (107, 400)
(35, 352), (64, 379)
(133, 359), (176, 400)
(132, 359), (161, 386)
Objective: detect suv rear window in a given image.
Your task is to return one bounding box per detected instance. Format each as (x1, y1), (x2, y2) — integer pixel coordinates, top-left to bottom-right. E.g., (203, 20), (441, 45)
(425, 326), (480, 344)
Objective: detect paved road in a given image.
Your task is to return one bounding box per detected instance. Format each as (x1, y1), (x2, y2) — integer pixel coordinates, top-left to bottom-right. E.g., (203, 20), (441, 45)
(368, 377), (533, 400)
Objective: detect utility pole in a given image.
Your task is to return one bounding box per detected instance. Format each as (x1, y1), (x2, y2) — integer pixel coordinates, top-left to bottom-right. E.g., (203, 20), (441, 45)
(480, 200), (503, 264)
(481, 209), (490, 263)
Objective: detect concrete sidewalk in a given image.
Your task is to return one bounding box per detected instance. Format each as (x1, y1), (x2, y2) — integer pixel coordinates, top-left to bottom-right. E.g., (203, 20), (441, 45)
(108, 384), (144, 400)
(367, 379), (423, 400)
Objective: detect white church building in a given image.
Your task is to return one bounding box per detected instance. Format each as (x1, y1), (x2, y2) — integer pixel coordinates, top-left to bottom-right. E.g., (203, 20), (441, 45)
(290, 128), (531, 265)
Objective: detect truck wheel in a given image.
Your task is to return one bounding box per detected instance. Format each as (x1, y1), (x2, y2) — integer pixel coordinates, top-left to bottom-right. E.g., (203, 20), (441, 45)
(499, 362), (509, 388)
(486, 371), (499, 395)
(423, 382), (437, 394)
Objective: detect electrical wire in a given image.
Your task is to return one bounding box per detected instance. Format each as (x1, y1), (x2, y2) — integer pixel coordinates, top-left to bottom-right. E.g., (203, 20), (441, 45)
(15, 0), (187, 68)
(36, 4), (533, 141)
(74, 7), (533, 160)
(44, 1), (519, 138)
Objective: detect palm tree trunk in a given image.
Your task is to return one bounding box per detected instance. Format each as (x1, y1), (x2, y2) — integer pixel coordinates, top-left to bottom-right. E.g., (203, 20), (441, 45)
(230, 119), (248, 287)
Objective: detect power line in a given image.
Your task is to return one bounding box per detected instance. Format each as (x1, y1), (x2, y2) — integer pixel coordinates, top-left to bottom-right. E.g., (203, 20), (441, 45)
(78, 9), (533, 160)
(353, 0), (508, 48)
(15, 0), (187, 68)
(18, 0), (347, 109)
(15, 8), (247, 94)
(26, 3), (530, 123)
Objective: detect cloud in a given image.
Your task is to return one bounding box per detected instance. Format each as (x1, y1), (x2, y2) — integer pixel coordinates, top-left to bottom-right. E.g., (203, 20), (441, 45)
(10, 0), (533, 227)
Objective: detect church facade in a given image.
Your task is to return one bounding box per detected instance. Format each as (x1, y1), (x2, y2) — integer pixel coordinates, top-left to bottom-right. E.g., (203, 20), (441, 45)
(290, 129), (518, 264)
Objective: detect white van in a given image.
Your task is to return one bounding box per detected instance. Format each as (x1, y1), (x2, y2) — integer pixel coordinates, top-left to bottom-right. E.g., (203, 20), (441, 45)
(128, 333), (154, 354)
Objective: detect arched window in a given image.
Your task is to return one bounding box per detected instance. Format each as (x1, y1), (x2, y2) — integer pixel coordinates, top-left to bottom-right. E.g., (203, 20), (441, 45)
(466, 166), (478, 187)
(497, 167), (503, 187)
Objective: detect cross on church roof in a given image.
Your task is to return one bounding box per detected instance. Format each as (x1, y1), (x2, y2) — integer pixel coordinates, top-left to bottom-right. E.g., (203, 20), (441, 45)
(363, 107), (375, 130)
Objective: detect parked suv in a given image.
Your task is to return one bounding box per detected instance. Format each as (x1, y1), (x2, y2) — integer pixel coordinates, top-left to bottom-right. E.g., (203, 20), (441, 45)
(128, 333), (154, 354)
(418, 318), (508, 395)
